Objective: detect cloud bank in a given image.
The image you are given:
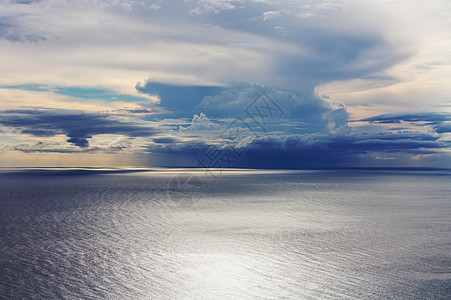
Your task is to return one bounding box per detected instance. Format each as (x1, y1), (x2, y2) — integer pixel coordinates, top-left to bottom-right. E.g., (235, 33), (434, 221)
(0, 108), (160, 148)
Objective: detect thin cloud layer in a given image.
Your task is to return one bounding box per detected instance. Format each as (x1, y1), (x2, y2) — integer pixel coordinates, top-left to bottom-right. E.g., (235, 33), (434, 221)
(359, 112), (451, 134)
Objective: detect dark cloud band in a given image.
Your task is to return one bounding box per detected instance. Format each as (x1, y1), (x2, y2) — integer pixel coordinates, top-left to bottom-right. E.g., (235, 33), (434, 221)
(0, 108), (159, 148)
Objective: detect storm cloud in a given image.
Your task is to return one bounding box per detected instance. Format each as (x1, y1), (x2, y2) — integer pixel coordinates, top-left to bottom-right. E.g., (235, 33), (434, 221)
(147, 128), (450, 168)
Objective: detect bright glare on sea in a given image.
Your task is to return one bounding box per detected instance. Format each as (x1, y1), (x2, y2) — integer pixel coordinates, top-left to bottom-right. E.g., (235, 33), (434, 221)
(0, 169), (450, 299)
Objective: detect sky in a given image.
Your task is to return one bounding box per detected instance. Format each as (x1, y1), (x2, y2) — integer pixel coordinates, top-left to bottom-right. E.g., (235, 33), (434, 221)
(0, 0), (450, 168)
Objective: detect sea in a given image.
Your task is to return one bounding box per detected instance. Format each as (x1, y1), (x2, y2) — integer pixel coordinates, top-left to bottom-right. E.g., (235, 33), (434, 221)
(0, 168), (450, 299)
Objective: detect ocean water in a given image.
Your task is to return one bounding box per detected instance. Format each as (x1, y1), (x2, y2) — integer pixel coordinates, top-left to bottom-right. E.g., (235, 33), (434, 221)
(0, 168), (450, 299)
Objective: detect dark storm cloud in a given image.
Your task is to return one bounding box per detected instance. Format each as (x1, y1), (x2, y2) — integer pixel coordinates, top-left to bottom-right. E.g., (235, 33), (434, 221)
(0, 108), (159, 148)
(147, 131), (449, 168)
(140, 83), (449, 168)
(244, 132), (444, 154)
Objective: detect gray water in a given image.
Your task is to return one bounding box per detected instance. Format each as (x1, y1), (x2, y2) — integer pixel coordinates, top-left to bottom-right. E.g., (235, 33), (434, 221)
(0, 169), (450, 299)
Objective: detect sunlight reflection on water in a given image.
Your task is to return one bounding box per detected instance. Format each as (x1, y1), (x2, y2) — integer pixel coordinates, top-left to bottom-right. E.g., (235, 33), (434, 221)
(0, 169), (450, 299)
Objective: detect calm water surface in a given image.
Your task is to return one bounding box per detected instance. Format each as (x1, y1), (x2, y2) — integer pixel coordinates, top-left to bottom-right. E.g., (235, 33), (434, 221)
(0, 169), (450, 299)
